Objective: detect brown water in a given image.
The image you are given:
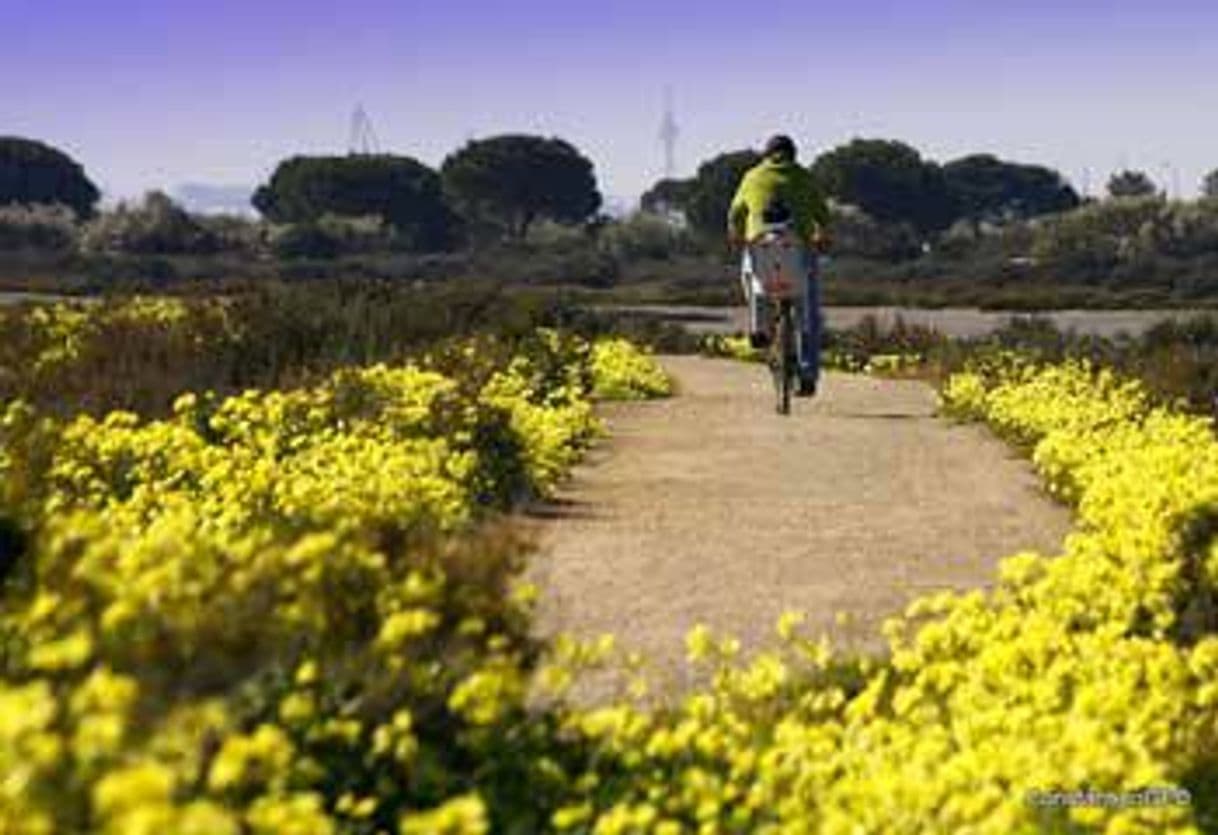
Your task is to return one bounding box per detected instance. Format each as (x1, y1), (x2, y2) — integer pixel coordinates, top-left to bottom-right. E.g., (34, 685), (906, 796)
(593, 304), (1210, 339)
(1, 293), (1208, 339)
(0, 292), (74, 306)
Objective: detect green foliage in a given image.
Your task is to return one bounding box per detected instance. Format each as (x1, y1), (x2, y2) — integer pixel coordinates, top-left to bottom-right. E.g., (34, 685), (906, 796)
(811, 138), (956, 234)
(0, 204), (77, 252)
(1107, 169), (1158, 199)
(253, 154), (458, 251)
(597, 212), (697, 262)
(267, 221), (341, 260)
(639, 177), (694, 215)
(440, 135), (602, 240)
(79, 192), (222, 256)
(0, 137), (100, 219)
(943, 153), (1079, 222)
(1030, 195), (1167, 275)
(267, 215), (399, 260)
(524, 219), (592, 251)
(194, 214), (265, 254)
(828, 202), (922, 260)
(682, 149), (761, 243)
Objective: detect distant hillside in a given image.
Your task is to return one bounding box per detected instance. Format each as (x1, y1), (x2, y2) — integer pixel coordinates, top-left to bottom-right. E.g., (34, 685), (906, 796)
(173, 183), (256, 216)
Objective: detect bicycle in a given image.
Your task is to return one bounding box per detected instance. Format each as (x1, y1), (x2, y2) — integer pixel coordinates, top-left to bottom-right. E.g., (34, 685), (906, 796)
(769, 296), (798, 415)
(744, 224), (803, 415)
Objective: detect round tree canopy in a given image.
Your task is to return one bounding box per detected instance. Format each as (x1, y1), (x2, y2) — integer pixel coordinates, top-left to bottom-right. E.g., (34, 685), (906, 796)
(0, 136), (101, 218)
(252, 154), (459, 251)
(440, 135), (601, 239)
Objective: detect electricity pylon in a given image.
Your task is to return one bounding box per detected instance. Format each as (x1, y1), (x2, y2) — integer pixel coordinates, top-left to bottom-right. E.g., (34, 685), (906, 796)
(349, 104), (381, 155)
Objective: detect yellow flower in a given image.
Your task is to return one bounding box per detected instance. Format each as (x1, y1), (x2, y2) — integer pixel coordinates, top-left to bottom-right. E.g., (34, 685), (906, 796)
(27, 629), (93, 672)
(92, 763), (175, 819)
(246, 792), (335, 835)
(376, 608), (441, 650)
(207, 725), (295, 792)
(776, 610), (807, 642)
(685, 624), (714, 664)
(400, 793), (489, 835)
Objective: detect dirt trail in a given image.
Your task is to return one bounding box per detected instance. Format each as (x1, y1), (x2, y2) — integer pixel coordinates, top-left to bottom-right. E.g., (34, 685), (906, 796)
(524, 356), (1071, 685)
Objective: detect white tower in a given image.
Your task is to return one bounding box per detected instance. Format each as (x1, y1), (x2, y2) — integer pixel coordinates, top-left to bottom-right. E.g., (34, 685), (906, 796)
(659, 88), (678, 179)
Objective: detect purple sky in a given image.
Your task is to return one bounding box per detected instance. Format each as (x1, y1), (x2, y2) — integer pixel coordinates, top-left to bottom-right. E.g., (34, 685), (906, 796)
(5, 0), (1217, 204)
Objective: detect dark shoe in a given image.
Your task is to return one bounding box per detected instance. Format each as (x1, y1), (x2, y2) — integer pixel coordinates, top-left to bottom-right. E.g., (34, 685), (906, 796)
(749, 331), (771, 350)
(796, 378), (817, 397)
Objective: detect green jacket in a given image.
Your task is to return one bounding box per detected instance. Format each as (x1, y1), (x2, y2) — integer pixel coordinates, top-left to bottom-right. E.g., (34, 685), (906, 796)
(727, 157), (830, 243)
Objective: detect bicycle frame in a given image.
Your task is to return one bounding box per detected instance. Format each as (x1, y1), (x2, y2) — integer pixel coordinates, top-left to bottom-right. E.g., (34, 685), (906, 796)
(742, 224), (802, 414)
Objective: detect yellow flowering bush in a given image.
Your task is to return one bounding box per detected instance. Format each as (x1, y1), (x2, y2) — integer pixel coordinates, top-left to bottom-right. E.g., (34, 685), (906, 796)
(698, 334), (762, 363)
(7, 293), (1218, 834)
(591, 339), (673, 400)
(863, 352), (924, 375)
(0, 322), (672, 835)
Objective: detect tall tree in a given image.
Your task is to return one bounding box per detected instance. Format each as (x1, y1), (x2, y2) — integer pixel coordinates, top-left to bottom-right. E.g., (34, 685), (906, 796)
(440, 135), (601, 240)
(0, 136), (100, 219)
(810, 139), (956, 234)
(253, 154), (458, 251)
(943, 154), (1080, 223)
(682, 150), (761, 242)
(1107, 169), (1157, 199)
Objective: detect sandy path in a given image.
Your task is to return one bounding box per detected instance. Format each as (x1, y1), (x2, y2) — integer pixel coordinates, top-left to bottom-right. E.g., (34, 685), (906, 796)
(524, 356), (1071, 686)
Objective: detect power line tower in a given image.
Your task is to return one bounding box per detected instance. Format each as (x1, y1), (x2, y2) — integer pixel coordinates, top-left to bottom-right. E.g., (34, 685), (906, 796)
(659, 88), (678, 179)
(349, 104), (381, 155)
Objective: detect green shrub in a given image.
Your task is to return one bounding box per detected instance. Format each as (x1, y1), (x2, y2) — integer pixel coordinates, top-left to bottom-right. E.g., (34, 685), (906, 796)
(0, 204), (77, 252)
(598, 213), (697, 262)
(268, 221), (342, 260)
(268, 213), (427, 260)
(79, 192), (221, 256)
(196, 214), (266, 254)
(829, 202), (922, 261)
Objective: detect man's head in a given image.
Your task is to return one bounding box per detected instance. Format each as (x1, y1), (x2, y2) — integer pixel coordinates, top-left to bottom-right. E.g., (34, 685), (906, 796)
(763, 134), (797, 163)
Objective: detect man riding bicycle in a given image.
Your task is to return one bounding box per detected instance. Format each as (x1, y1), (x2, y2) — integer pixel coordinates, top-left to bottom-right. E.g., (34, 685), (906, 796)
(727, 135), (830, 397)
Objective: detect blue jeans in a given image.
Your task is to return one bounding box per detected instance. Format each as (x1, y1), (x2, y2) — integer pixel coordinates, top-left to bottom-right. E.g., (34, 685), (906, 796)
(741, 247), (822, 385)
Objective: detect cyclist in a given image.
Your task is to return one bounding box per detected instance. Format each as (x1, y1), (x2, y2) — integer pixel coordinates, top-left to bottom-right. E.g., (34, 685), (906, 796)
(727, 135), (831, 396)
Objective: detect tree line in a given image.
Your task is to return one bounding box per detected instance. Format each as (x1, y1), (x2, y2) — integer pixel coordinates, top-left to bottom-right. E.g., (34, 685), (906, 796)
(3, 133), (1218, 258)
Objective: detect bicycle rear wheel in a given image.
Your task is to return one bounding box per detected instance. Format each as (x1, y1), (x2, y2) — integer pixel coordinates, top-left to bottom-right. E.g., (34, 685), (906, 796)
(771, 300), (795, 415)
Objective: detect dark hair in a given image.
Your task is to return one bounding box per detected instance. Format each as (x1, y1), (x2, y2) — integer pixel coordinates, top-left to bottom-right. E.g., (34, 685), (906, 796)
(764, 134), (797, 162)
